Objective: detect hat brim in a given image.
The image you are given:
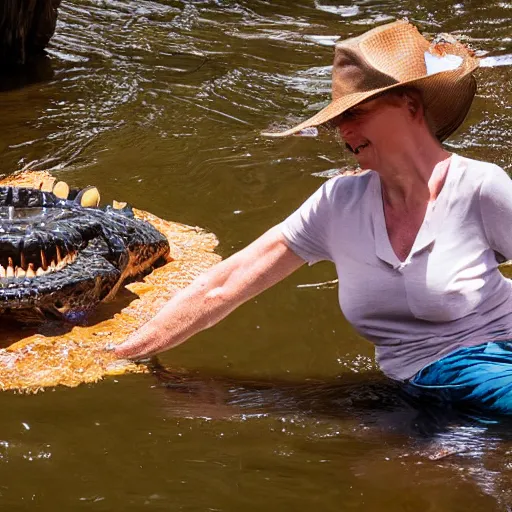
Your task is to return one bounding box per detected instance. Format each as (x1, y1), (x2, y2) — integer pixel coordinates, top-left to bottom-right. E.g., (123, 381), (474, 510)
(261, 60), (478, 142)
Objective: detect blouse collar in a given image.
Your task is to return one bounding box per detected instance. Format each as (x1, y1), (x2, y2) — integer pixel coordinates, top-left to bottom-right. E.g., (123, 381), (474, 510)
(371, 153), (459, 269)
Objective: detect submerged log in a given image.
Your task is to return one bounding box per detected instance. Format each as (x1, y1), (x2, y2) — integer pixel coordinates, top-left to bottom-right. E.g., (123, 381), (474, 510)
(0, 0), (61, 65)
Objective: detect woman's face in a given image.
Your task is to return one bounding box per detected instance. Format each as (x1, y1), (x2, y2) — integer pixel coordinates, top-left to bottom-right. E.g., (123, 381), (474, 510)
(335, 94), (415, 169)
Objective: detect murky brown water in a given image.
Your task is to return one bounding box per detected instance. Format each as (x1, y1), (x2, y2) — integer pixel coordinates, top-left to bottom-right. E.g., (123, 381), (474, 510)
(0, 0), (511, 509)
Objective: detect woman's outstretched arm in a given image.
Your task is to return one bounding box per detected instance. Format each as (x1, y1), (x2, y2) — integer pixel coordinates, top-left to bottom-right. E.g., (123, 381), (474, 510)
(113, 225), (305, 359)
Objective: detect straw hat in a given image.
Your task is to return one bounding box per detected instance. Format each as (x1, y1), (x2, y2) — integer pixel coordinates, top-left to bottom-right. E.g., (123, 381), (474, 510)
(263, 20), (479, 141)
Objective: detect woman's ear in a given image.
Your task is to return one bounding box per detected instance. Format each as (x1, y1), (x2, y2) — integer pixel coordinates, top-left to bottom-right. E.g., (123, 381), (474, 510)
(403, 91), (423, 119)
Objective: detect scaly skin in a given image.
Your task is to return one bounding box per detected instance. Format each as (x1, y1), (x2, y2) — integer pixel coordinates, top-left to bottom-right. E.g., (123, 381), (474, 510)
(0, 186), (169, 323)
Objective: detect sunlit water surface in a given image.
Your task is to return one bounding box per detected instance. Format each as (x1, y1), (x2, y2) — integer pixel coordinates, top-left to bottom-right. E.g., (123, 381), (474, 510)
(0, 0), (511, 509)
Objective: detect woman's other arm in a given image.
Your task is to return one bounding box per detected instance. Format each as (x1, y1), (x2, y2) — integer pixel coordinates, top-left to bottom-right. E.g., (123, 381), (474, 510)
(113, 225), (305, 359)
(480, 164), (512, 260)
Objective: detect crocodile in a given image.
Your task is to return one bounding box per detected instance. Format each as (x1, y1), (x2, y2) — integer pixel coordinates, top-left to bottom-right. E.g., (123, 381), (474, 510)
(0, 184), (170, 323)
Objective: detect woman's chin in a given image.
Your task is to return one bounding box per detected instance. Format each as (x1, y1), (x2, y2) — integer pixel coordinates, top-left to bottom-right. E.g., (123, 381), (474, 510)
(354, 150), (374, 169)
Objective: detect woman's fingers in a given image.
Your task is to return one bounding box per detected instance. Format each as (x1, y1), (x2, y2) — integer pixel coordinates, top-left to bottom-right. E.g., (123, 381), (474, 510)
(112, 327), (161, 359)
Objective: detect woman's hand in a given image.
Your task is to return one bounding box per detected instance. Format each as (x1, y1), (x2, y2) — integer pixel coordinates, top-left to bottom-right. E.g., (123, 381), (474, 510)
(113, 225), (305, 359)
(112, 316), (172, 360)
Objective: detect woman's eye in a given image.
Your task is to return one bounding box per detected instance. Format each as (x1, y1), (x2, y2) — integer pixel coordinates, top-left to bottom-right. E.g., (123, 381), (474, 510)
(344, 109), (362, 120)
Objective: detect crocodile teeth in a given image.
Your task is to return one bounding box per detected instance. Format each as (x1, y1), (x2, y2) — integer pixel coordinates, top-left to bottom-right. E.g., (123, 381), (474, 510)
(6, 258), (14, 278)
(40, 250), (48, 270)
(0, 249), (78, 279)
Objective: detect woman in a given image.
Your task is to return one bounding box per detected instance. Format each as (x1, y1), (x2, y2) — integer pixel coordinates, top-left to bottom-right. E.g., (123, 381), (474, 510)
(114, 21), (512, 414)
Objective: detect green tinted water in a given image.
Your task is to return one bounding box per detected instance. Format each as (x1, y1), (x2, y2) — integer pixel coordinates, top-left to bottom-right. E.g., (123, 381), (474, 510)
(0, 0), (511, 509)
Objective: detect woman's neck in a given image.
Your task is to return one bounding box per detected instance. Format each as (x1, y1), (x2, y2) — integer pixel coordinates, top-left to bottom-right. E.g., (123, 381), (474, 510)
(378, 135), (451, 210)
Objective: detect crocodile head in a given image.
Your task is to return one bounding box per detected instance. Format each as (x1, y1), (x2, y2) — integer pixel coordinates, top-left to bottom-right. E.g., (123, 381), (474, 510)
(0, 186), (170, 323)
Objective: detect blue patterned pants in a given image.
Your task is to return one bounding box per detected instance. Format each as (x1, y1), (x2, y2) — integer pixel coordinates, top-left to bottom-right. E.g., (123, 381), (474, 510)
(406, 341), (512, 416)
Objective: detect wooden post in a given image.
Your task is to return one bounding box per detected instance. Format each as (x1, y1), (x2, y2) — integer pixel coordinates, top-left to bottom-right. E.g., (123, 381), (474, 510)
(0, 0), (61, 65)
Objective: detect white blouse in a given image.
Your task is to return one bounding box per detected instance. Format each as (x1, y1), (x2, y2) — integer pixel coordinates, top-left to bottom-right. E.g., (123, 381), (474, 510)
(281, 154), (512, 381)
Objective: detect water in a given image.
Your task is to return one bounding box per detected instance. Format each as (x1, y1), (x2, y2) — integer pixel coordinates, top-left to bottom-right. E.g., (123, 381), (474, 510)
(0, 0), (511, 509)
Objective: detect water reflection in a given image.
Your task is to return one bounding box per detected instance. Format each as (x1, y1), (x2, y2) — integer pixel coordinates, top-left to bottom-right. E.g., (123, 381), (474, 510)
(153, 363), (512, 438)
(154, 363), (512, 506)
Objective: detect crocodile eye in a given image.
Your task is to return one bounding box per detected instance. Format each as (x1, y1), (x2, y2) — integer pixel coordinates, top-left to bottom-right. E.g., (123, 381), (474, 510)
(52, 181), (70, 200)
(75, 187), (100, 208)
